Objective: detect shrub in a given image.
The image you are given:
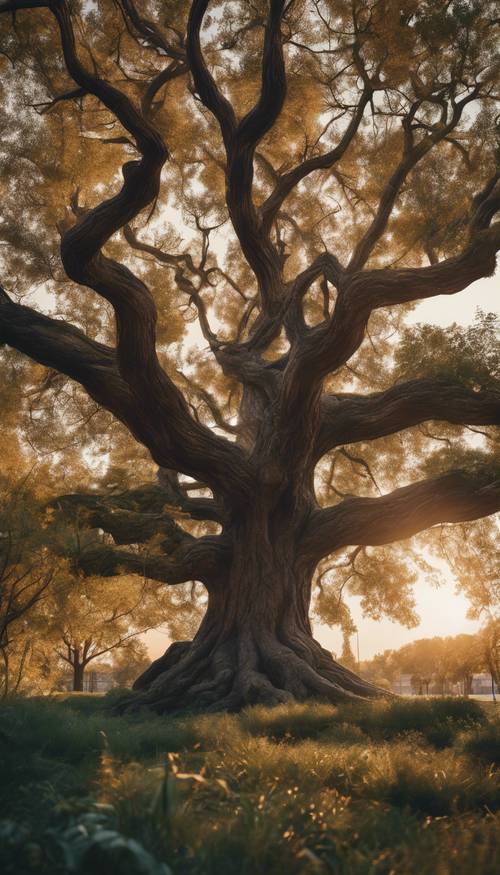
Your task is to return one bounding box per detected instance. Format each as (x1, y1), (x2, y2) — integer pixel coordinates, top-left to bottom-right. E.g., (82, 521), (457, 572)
(336, 697), (487, 746)
(462, 719), (500, 765)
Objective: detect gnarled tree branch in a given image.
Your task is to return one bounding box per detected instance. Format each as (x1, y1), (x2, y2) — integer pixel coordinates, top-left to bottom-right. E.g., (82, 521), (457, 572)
(53, 478), (223, 542)
(276, 178), (500, 466)
(302, 470), (500, 561)
(78, 533), (230, 589)
(187, 0), (288, 314)
(0, 286), (134, 420)
(0, 0), (253, 500)
(261, 86), (372, 234)
(316, 378), (500, 458)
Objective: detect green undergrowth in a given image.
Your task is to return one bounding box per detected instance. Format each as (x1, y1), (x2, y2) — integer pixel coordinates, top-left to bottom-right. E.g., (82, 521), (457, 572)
(0, 695), (499, 874)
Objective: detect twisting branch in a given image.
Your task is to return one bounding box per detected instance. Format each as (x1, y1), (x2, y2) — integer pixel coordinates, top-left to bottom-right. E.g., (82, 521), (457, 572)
(114, 0), (188, 117)
(347, 88), (483, 273)
(302, 471), (500, 562)
(187, 0), (288, 314)
(0, 285), (135, 422)
(123, 223), (221, 349)
(116, 0), (185, 60)
(53, 494), (194, 548)
(51, 0), (171, 390)
(316, 378), (500, 458)
(177, 370), (238, 435)
(0, 0), (252, 500)
(261, 87), (372, 234)
(142, 61), (188, 118)
(186, 0), (237, 148)
(78, 534), (230, 589)
(30, 85), (86, 114)
(276, 175), (500, 465)
(53, 476), (224, 533)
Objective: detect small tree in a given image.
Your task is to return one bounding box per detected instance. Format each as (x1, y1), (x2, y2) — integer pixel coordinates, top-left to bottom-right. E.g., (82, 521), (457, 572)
(479, 619), (500, 696)
(360, 650), (397, 692)
(394, 638), (447, 696)
(0, 477), (59, 697)
(443, 634), (481, 696)
(110, 640), (150, 689)
(436, 520), (499, 697)
(51, 574), (169, 691)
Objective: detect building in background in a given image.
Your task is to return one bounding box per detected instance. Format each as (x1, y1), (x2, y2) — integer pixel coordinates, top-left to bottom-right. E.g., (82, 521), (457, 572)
(392, 672), (497, 697)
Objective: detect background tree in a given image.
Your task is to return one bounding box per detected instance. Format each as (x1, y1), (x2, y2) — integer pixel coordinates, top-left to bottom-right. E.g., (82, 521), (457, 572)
(478, 619), (500, 695)
(426, 516), (499, 695)
(110, 639), (151, 689)
(395, 638), (447, 695)
(360, 650), (397, 692)
(0, 0), (498, 713)
(363, 632), (497, 697)
(50, 574), (169, 691)
(0, 474), (61, 697)
(0, 457), (203, 695)
(442, 634), (482, 697)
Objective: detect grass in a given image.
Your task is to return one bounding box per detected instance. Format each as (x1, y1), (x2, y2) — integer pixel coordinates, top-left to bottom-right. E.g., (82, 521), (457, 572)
(0, 695), (499, 874)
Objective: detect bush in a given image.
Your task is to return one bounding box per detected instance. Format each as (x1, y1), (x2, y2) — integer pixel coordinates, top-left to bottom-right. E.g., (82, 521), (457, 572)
(336, 697), (487, 746)
(462, 719), (500, 765)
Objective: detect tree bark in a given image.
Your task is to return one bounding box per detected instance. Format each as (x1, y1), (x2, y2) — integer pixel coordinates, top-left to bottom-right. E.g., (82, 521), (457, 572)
(123, 505), (385, 714)
(72, 660), (85, 692)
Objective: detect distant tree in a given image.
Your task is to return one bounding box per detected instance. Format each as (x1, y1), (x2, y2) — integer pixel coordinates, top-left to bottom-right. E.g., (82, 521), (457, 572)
(110, 640), (150, 689)
(51, 574), (180, 691)
(478, 619), (500, 694)
(0, 476), (59, 697)
(360, 649), (397, 691)
(444, 634), (482, 696)
(364, 633), (496, 697)
(429, 519), (499, 695)
(0, 1), (498, 712)
(393, 638), (448, 696)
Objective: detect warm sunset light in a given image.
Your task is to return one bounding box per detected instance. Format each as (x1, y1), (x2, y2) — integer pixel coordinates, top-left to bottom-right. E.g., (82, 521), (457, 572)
(1, 1), (498, 872)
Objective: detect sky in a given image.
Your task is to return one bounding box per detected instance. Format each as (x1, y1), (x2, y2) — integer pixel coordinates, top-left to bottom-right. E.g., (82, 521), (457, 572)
(144, 270), (499, 663)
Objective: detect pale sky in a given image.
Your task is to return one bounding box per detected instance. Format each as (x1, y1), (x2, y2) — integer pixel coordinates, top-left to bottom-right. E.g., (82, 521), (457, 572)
(145, 271), (499, 663)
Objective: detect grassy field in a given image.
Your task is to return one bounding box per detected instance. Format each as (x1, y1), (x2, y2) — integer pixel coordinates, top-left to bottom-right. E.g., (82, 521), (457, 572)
(0, 694), (499, 874)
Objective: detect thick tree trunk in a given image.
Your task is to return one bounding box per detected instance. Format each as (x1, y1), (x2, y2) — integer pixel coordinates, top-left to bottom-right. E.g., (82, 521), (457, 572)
(73, 661), (85, 692)
(125, 510), (385, 714)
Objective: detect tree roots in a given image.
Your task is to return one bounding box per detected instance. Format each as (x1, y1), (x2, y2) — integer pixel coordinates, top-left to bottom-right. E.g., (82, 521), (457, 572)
(119, 629), (388, 715)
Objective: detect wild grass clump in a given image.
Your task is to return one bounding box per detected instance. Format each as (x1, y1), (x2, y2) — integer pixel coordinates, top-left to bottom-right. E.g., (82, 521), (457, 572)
(240, 701), (340, 740)
(240, 697), (486, 749)
(99, 742), (499, 874)
(0, 695), (498, 875)
(334, 696), (487, 747)
(461, 717), (500, 765)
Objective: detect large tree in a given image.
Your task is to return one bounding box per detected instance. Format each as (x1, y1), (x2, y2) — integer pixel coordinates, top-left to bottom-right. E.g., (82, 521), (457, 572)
(0, 0), (499, 713)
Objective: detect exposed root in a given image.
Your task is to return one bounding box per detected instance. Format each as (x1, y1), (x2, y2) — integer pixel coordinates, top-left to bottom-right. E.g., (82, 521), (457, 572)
(118, 629), (391, 715)
(132, 640), (191, 690)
